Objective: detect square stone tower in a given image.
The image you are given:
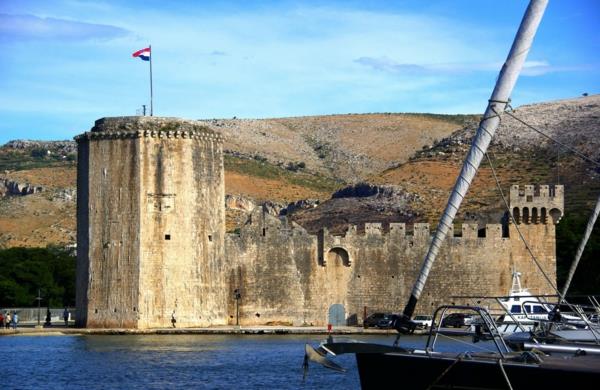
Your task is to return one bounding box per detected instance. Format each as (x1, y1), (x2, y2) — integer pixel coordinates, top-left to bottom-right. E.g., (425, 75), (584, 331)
(75, 117), (226, 328)
(508, 184), (564, 294)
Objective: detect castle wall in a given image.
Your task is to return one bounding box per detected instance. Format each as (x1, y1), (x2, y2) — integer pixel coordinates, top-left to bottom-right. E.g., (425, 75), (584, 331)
(508, 224), (557, 294)
(77, 137), (141, 328)
(76, 117), (226, 329)
(225, 204), (558, 326)
(225, 214), (315, 325)
(508, 184), (561, 294)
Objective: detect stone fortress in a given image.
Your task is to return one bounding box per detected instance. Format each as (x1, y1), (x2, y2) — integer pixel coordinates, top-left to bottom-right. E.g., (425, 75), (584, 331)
(75, 117), (564, 328)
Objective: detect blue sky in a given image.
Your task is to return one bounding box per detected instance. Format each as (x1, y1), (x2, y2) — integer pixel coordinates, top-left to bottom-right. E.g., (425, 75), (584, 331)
(0, 0), (598, 143)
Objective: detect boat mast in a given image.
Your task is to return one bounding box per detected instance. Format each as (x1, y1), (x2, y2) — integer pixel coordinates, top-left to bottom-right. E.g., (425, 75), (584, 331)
(561, 193), (600, 298)
(510, 270), (525, 295)
(403, 0), (549, 319)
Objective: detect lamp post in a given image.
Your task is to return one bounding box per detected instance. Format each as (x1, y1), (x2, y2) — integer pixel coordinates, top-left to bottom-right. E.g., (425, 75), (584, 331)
(35, 288), (43, 328)
(44, 291), (52, 327)
(233, 289), (241, 326)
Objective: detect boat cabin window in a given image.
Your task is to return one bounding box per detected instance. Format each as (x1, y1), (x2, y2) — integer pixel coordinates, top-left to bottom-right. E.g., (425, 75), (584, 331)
(524, 305), (532, 313)
(532, 305), (547, 314)
(510, 305), (522, 314)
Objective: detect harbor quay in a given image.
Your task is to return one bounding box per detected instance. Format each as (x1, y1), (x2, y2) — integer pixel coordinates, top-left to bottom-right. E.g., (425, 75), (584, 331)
(0, 324), (403, 336)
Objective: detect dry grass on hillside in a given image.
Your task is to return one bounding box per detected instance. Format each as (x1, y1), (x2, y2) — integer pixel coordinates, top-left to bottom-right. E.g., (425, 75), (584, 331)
(0, 194), (75, 247)
(225, 171), (331, 202)
(281, 114), (467, 161)
(4, 166), (77, 189)
(3, 96), (597, 247)
(373, 148), (600, 226)
(203, 113), (472, 182)
(374, 159), (500, 224)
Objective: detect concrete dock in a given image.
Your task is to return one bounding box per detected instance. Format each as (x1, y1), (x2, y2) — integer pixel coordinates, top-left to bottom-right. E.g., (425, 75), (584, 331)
(0, 324), (414, 336)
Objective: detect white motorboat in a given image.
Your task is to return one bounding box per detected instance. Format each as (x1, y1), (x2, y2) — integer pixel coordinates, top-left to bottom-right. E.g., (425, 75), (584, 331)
(492, 271), (580, 335)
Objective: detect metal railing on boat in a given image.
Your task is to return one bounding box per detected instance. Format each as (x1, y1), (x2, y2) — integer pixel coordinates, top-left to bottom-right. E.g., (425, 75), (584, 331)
(426, 305), (512, 358)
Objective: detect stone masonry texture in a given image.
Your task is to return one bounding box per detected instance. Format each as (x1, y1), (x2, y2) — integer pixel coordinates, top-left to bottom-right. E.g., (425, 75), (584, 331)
(76, 117), (563, 328)
(76, 117), (226, 328)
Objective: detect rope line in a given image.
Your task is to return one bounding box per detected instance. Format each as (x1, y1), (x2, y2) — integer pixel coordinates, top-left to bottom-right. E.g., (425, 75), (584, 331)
(436, 332), (496, 353)
(498, 359), (514, 390)
(485, 151), (558, 294)
(425, 353), (463, 390)
(485, 151), (600, 342)
(502, 110), (600, 167)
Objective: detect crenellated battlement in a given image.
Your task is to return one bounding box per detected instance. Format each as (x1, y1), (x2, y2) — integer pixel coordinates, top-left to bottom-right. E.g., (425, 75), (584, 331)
(236, 204), (522, 250)
(308, 221), (507, 242)
(509, 184), (564, 224)
(74, 116), (224, 143)
(510, 184), (564, 201)
(364, 223), (383, 235)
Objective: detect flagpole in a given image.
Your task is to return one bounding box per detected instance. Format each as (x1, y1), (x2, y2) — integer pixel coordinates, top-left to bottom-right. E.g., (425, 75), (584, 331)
(149, 44), (153, 116)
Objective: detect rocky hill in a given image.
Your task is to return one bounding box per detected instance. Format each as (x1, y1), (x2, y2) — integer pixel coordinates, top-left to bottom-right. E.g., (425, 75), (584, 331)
(0, 95), (598, 247)
(200, 113), (474, 183)
(374, 95), (600, 225)
(434, 95), (600, 160)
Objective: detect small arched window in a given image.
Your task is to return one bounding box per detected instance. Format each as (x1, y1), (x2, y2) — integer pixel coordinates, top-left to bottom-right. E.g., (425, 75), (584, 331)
(522, 207), (530, 224)
(513, 207), (521, 224)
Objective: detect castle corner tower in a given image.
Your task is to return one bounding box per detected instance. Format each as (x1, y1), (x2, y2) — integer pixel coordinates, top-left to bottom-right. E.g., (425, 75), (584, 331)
(75, 117), (226, 328)
(508, 184), (564, 293)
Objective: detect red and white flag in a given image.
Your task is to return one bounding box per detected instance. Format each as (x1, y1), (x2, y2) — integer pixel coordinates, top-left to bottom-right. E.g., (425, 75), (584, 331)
(132, 47), (151, 61)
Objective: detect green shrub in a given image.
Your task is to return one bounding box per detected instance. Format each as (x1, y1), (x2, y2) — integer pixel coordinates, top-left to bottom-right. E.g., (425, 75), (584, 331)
(556, 214), (600, 295)
(30, 148), (48, 158)
(0, 246), (76, 307)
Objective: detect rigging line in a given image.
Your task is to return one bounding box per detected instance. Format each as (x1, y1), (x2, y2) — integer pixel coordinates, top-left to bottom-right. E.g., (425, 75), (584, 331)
(488, 106), (599, 332)
(485, 151), (559, 295)
(425, 353), (464, 390)
(502, 110), (600, 167)
(498, 360), (514, 390)
(486, 107), (559, 294)
(485, 151), (599, 337)
(436, 332), (496, 353)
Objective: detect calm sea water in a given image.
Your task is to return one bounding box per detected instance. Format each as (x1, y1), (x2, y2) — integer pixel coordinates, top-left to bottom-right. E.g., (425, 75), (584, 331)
(2, 334), (495, 389)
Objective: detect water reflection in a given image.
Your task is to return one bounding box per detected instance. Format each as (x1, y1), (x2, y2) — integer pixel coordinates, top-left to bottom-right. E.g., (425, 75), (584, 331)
(3, 334), (364, 389)
(2, 334), (497, 389)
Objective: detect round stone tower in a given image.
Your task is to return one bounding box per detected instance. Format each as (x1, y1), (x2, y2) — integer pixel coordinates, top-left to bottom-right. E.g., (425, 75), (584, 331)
(75, 117), (226, 328)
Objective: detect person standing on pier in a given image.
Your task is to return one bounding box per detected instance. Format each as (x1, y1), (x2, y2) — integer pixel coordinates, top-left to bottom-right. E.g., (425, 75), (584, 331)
(4, 312), (10, 329)
(171, 311), (177, 328)
(63, 308), (69, 327)
(12, 312), (18, 329)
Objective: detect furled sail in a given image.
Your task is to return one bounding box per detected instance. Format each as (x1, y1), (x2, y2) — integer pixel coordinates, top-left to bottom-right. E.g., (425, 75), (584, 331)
(403, 0), (549, 318)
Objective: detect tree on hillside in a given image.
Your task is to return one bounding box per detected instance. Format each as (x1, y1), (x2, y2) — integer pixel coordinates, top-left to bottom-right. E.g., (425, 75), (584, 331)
(556, 214), (600, 295)
(0, 246), (76, 307)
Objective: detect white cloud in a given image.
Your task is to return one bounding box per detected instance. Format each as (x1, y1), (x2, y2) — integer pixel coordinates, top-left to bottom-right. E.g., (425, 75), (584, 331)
(354, 56), (587, 77)
(0, 13), (129, 41)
